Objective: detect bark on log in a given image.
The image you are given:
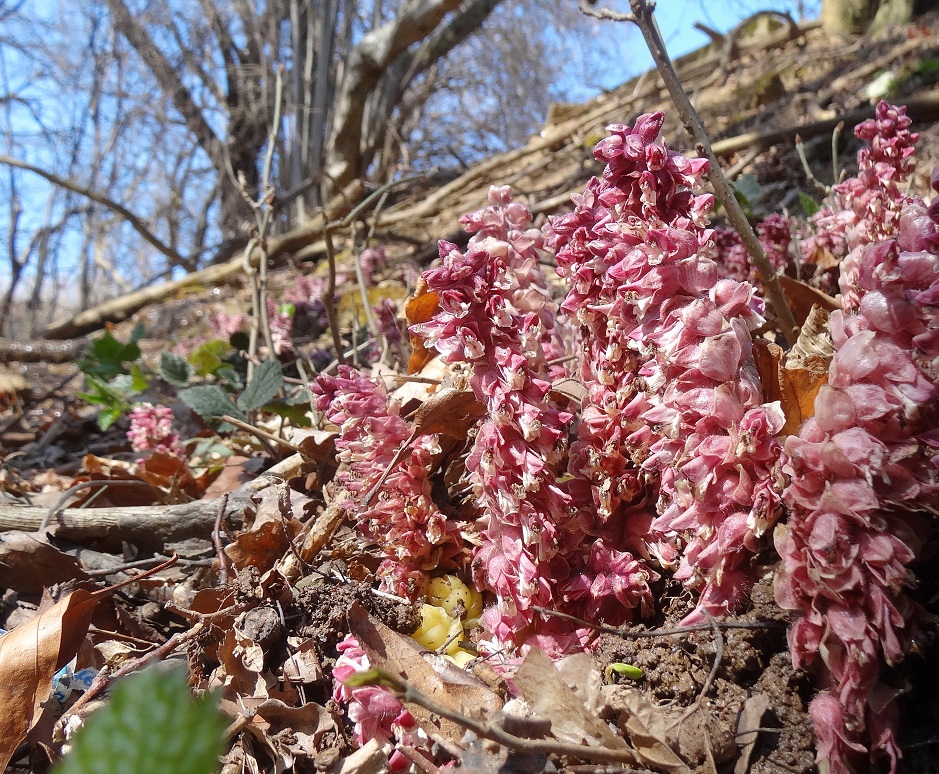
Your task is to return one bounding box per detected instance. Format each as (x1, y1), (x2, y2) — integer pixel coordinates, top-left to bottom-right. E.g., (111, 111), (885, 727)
(0, 338), (84, 364)
(0, 454), (305, 550)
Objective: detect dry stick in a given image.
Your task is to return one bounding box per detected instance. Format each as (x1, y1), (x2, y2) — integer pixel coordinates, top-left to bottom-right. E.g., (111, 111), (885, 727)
(213, 493), (232, 586)
(220, 413), (301, 456)
(532, 606), (785, 637)
(357, 668), (643, 766)
(583, 0), (798, 347)
(38, 479), (155, 532)
(63, 602), (246, 721)
(321, 224), (347, 367)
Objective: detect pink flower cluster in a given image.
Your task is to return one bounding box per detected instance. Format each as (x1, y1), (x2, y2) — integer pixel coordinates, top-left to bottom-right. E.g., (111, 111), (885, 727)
(332, 634), (420, 770)
(265, 298), (295, 355)
(127, 402), (185, 458)
(360, 245), (388, 286)
(776, 171), (939, 773)
(801, 101), (919, 310)
(311, 367), (460, 598)
(416, 186), (655, 650)
(210, 309), (247, 339)
(713, 212), (792, 283)
(548, 113), (786, 624)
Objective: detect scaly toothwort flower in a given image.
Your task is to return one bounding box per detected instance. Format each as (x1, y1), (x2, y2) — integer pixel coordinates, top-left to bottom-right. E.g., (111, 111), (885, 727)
(127, 402), (184, 459)
(417, 186), (578, 647)
(548, 113), (785, 624)
(713, 212), (793, 283)
(312, 367), (459, 598)
(418, 186), (656, 650)
(801, 101), (918, 310)
(332, 634), (423, 770)
(777, 173), (939, 773)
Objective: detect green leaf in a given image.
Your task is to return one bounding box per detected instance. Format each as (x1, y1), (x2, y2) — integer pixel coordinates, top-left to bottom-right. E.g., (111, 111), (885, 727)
(80, 330), (143, 381)
(732, 173), (761, 208)
(160, 351), (195, 388)
(237, 359), (284, 413)
(179, 384), (245, 424)
(77, 375), (132, 428)
(213, 365), (244, 390)
(97, 406), (123, 431)
(129, 363), (150, 392)
(264, 401), (312, 427)
(188, 340), (231, 378)
(55, 666), (226, 774)
(128, 322), (146, 345)
(799, 191), (820, 217)
(605, 662), (644, 681)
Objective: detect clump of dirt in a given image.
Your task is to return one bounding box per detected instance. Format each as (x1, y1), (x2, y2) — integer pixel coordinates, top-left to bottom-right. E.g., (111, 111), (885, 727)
(294, 565), (420, 653)
(593, 568), (815, 772)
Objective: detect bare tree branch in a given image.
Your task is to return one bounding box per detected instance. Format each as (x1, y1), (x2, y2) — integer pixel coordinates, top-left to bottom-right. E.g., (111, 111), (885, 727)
(104, 0), (226, 169)
(324, 0), (466, 191)
(0, 153), (196, 273)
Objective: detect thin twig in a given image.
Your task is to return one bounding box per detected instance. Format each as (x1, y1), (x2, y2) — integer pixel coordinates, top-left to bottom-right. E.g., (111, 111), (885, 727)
(533, 606), (786, 637)
(356, 668), (644, 765)
(591, 0), (799, 345)
(668, 610), (723, 730)
(221, 413), (301, 455)
(213, 493), (232, 586)
(321, 225), (347, 366)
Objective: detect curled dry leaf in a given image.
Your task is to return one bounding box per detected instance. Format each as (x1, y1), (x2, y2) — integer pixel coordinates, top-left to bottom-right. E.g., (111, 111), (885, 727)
(0, 531), (90, 595)
(242, 699), (336, 772)
(599, 684), (691, 773)
(734, 692), (771, 774)
(347, 602), (502, 745)
(752, 316), (831, 439)
(404, 278), (441, 374)
(411, 388), (486, 440)
(514, 647), (631, 752)
(777, 275), (839, 325)
(0, 588), (103, 769)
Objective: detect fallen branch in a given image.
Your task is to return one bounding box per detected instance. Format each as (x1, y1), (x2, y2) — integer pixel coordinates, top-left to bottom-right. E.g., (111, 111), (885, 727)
(0, 453), (305, 549)
(711, 88), (939, 157)
(41, 181), (363, 340)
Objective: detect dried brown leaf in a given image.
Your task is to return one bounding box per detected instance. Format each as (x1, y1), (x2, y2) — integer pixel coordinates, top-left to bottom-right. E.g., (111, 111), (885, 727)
(404, 279), (441, 374)
(0, 532), (90, 595)
(514, 647), (630, 751)
(777, 274), (839, 325)
(600, 685), (691, 773)
(0, 588), (102, 768)
(411, 388), (485, 439)
(347, 603), (502, 744)
(735, 693), (771, 774)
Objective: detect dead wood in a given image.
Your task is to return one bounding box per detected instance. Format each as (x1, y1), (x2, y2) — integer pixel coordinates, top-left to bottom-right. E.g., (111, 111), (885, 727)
(710, 88), (939, 157)
(41, 182), (363, 340)
(0, 453), (305, 550)
(0, 338), (84, 364)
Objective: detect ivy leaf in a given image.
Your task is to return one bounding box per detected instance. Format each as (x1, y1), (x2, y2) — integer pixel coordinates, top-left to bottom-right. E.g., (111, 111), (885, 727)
(55, 666), (226, 774)
(79, 330), (143, 381)
(77, 376), (132, 430)
(237, 360), (284, 413)
(160, 351), (195, 388)
(129, 363), (150, 392)
(179, 385), (245, 425)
